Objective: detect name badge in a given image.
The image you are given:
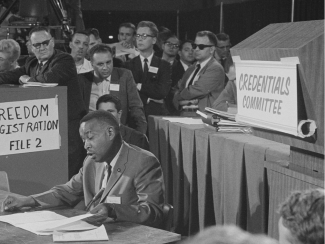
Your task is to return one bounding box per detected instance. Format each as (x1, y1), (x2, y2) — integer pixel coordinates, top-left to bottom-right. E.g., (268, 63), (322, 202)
(149, 66), (158, 74)
(110, 84), (120, 91)
(106, 196), (121, 204)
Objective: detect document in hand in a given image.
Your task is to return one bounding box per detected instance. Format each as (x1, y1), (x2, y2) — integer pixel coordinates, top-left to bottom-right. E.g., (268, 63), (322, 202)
(0, 211), (97, 235)
(53, 225), (109, 242)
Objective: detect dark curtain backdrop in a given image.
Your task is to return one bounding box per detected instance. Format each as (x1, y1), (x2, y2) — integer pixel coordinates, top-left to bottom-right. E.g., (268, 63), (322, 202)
(83, 0), (324, 45)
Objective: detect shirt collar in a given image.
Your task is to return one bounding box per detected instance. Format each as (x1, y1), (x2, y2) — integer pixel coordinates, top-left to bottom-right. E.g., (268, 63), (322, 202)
(180, 60), (189, 71)
(139, 52), (154, 65)
(103, 143), (123, 169)
(197, 56), (212, 70)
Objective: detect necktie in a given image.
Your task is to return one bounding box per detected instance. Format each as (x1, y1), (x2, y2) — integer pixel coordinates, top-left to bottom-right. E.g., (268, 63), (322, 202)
(36, 62), (43, 75)
(143, 58), (149, 81)
(187, 64), (201, 87)
(101, 164), (112, 188)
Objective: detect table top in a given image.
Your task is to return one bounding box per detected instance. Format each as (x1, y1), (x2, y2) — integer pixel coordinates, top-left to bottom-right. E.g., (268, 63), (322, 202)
(0, 190), (181, 244)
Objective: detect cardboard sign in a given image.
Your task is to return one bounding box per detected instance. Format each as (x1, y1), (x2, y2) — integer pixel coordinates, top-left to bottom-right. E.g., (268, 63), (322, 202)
(233, 56), (299, 136)
(0, 97), (60, 155)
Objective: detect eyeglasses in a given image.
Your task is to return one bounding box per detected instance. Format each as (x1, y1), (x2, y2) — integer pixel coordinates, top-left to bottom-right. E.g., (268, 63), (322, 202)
(216, 45), (231, 50)
(135, 34), (155, 40)
(164, 42), (179, 49)
(31, 39), (52, 49)
(191, 43), (214, 50)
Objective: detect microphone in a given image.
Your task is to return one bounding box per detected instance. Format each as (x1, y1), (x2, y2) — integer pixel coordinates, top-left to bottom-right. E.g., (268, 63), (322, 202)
(85, 188), (105, 212)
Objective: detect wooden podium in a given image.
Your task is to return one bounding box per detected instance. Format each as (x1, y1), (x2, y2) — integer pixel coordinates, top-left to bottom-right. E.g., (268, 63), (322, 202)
(0, 85), (68, 196)
(231, 20), (324, 170)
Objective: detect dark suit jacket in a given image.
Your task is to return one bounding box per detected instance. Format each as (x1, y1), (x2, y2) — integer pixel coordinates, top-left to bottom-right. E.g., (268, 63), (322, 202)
(0, 49), (86, 121)
(78, 68), (147, 134)
(124, 55), (171, 107)
(32, 142), (165, 228)
(120, 124), (149, 151)
(171, 59), (186, 88)
(173, 57), (225, 111)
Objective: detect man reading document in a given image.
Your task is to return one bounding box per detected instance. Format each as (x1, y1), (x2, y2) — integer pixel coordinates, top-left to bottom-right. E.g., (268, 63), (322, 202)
(2, 110), (165, 228)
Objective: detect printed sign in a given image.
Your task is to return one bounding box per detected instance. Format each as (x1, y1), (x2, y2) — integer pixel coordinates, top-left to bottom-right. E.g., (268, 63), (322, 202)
(0, 98), (60, 155)
(233, 56), (299, 136)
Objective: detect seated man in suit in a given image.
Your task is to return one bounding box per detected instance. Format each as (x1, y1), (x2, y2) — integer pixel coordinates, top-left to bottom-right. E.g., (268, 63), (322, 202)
(70, 30), (92, 74)
(167, 39), (195, 115)
(2, 110), (165, 228)
(96, 94), (149, 151)
(0, 39), (20, 72)
(86, 28), (124, 68)
(161, 34), (179, 65)
(124, 21), (171, 118)
(173, 31), (225, 117)
(111, 22), (139, 63)
(278, 188), (324, 244)
(0, 26), (86, 179)
(214, 33), (232, 86)
(78, 44), (147, 134)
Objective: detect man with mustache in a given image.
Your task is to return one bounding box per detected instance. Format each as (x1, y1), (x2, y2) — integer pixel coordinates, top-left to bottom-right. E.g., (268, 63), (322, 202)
(2, 110), (165, 228)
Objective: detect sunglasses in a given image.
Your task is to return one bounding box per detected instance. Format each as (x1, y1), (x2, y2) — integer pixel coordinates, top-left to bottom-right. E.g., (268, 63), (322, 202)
(164, 42), (179, 49)
(31, 39), (52, 49)
(135, 34), (155, 40)
(191, 43), (214, 50)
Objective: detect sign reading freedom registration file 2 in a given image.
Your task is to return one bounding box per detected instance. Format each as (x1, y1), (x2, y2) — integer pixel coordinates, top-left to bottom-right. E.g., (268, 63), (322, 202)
(0, 98), (60, 155)
(233, 56), (299, 136)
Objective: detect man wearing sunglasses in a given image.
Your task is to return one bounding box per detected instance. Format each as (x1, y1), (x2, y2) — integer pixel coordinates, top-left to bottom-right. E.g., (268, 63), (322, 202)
(0, 26), (87, 179)
(125, 21), (171, 118)
(173, 31), (225, 116)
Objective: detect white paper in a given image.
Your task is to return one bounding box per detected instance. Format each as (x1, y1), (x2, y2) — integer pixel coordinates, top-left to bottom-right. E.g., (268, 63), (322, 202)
(0, 211), (64, 225)
(53, 225), (109, 242)
(0, 211), (96, 236)
(162, 117), (204, 125)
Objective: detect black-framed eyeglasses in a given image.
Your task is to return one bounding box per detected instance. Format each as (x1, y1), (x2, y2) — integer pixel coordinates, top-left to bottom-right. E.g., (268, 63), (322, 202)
(191, 43), (214, 50)
(164, 42), (179, 49)
(216, 45), (231, 50)
(31, 39), (52, 49)
(135, 34), (155, 40)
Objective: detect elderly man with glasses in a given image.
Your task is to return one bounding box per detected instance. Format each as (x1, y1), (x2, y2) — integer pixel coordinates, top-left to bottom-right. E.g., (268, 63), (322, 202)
(0, 26), (87, 179)
(173, 31), (225, 116)
(125, 20), (171, 119)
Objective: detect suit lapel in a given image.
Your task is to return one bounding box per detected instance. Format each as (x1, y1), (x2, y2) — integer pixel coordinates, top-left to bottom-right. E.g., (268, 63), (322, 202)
(180, 63), (196, 90)
(110, 68), (119, 84)
(100, 143), (128, 202)
(134, 56), (143, 84)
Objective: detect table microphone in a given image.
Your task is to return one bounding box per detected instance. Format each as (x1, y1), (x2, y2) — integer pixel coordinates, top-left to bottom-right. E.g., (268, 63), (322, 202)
(85, 188), (105, 212)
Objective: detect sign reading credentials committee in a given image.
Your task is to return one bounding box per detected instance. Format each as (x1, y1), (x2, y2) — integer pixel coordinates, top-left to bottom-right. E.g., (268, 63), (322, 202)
(0, 98), (60, 155)
(234, 56), (300, 136)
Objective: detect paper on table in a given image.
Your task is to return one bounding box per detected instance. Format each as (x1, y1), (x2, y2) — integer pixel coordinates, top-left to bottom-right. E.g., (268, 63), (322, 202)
(0, 210), (65, 225)
(162, 117), (204, 125)
(53, 225), (109, 242)
(0, 211), (96, 236)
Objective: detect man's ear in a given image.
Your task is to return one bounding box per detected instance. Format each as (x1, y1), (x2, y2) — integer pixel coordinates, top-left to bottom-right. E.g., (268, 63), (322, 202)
(152, 37), (157, 45)
(106, 126), (115, 139)
(69, 42), (73, 49)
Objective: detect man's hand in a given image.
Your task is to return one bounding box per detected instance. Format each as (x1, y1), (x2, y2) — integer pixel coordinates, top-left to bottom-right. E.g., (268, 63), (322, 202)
(179, 99), (199, 106)
(1, 195), (36, 212)
(19, 75), (31, 84)
(90, 203), (116, 219)
(120, 41), (132, 49)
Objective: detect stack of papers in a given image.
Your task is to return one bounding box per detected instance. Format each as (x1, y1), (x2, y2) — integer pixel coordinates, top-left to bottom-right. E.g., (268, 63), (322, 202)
(22, 82), (58, 87)
(162, 117), (204, 125)
(0, 211), (98, 235)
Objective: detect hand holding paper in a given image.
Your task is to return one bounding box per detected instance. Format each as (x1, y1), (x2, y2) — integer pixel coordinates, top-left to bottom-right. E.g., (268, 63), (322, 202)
(2, 195), (36, 212)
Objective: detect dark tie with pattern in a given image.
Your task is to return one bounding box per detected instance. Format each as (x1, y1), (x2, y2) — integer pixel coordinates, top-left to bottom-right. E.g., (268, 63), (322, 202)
(188, 64), (201, 87)
(36, 62), (43, 75)
(143, 58), (149, 81)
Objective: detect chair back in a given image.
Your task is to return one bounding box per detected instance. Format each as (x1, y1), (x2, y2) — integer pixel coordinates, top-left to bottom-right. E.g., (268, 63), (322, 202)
(0, 171), (10, 192)
(162, 203), (174, 231)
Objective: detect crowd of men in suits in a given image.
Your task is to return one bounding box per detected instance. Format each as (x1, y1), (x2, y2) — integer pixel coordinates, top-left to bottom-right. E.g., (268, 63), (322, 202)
(0, 20), (323, 244)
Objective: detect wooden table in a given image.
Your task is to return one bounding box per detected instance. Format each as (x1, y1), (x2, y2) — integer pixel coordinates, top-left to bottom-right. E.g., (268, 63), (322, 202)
(0, 190), (181, 244)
